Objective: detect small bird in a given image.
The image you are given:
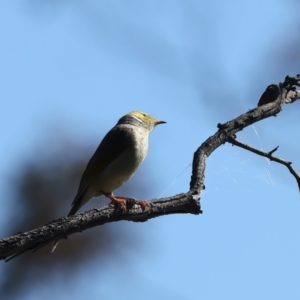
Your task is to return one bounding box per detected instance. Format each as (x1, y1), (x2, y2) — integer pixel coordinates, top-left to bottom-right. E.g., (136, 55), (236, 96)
(257, 85), (279, 106)
(52, 111), (165, 252)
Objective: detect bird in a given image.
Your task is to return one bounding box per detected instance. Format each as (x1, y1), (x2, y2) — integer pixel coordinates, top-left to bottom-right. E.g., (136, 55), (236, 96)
(52, 111), (166, 252)
(257, 85), (279, 106)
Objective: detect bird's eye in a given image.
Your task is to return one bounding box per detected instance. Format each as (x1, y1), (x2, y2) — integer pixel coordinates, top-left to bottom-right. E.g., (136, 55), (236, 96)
(143, 113), (146, 117)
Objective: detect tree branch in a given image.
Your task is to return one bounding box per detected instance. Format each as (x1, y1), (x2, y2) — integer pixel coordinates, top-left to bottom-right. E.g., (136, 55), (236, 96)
(1, 74), (300, 261)
(227, 137), (300, 192)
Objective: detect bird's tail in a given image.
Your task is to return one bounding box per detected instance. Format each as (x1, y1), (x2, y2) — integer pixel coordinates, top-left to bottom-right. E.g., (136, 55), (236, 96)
(51, 195), (84, 253)
(51, 240), (59, 253)
(67, 199), (82, 217)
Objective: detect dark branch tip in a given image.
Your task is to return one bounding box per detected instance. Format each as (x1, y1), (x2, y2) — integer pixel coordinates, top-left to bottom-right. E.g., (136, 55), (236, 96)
(268, 146), (279, 155)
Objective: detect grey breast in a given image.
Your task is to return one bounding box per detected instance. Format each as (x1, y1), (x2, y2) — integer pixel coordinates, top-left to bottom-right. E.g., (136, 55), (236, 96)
(94, 124), (150, 193)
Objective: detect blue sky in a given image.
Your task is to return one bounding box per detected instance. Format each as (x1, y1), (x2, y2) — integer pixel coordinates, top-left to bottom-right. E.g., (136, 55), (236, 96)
(1, 1), (300, 299)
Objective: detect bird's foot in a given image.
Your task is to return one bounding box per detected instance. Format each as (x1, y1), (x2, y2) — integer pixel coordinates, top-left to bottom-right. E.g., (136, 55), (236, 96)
(102, 192), (151, 212)
(118, 197), (151, 210)
(102, 192), (127, 213)
(135, 199), (151, 209)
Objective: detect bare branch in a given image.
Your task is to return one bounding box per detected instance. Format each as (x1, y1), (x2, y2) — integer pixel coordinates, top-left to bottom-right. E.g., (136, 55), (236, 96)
(227, 137), (300, 192)
(1, 74), (300, 261)
(0, 193), (200, 261)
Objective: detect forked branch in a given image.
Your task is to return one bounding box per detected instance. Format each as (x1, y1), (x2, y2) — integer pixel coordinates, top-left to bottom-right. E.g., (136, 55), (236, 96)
(227, 137), (300, 191)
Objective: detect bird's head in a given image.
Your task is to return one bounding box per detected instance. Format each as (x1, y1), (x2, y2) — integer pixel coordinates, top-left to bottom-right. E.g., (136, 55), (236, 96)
(118, 111), (166, 131)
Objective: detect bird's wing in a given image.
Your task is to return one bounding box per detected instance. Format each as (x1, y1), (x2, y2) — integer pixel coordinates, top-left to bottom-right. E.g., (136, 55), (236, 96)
(71, 125), (132, 207)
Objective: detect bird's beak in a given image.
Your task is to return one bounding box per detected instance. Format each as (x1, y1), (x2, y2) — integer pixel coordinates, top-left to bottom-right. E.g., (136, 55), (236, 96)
(154, 120), (166, 126)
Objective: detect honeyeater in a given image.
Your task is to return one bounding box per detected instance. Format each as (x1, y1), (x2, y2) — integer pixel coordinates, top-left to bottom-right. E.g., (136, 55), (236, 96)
(52, 111), (165, 252)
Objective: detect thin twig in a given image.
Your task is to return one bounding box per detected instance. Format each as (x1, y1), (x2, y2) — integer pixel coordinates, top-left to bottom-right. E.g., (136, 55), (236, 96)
(227, 137), (300, 192)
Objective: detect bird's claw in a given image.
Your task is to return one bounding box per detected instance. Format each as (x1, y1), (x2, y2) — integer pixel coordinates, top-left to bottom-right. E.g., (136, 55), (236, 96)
(109, 198), (127, 213)
(102, 192), (127, 213)
(103, 191), (150, 213)
(135, 199), (151, 209)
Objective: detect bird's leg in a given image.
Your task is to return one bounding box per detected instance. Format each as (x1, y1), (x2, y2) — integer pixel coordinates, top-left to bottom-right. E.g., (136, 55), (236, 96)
(102, 192), (127, 213)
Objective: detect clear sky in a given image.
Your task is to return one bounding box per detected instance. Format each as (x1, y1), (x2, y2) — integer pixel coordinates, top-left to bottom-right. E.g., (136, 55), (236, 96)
(1, 1), (300, 299)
